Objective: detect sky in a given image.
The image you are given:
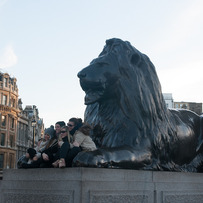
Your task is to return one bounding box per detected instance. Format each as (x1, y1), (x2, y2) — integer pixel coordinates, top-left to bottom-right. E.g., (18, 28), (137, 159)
(0, 0), (202, 128)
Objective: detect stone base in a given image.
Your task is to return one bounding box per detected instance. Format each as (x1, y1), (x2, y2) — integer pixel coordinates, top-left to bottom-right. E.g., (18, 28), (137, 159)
(0, 168), (203, 203)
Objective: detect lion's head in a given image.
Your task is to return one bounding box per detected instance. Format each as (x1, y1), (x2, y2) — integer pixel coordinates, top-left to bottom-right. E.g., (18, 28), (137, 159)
(78, 38), (176, 150)
(78, 39), (125, 105)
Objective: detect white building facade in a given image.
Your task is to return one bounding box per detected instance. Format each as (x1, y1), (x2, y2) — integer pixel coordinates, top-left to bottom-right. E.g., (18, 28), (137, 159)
(163, 93), (174, 108)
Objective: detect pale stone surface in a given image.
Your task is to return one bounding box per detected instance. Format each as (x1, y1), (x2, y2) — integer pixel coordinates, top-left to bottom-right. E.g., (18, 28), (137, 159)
(0, 168), (202, 203)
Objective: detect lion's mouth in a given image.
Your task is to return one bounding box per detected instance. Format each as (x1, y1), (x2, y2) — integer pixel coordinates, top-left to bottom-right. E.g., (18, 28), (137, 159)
(85, 89), (105, 104)
(80, 79), (105, 105)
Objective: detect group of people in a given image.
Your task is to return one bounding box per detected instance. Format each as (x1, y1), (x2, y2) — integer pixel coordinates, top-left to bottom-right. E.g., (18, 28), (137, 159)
(18, 118), (97, 169)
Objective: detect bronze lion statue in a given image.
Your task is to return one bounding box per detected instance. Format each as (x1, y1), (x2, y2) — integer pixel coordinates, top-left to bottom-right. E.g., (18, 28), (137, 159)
(74, 38), (203, 172)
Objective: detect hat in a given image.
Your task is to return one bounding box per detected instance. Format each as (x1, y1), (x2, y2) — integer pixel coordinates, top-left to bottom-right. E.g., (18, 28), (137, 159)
(45, 125), (55, 138)
(55, 121), (66, 127)
(27, 148), (37, 159)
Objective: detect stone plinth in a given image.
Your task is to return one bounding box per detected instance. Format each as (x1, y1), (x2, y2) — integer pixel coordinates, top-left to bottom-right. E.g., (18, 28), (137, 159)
(0, 168), (203, 203)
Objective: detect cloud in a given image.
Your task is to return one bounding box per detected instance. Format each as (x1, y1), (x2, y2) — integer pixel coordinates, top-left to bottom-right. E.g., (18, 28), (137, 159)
(0, 45), (18, 68)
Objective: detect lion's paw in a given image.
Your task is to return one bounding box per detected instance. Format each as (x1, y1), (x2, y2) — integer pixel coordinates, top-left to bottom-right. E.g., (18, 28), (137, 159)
(72, 150), (106, 167)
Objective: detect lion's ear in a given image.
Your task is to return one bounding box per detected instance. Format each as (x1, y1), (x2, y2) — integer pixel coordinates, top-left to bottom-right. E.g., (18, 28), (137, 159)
(131, 54), (140, 65)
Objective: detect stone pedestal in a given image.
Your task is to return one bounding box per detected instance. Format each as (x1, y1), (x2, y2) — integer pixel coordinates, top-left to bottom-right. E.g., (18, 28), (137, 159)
(0, 168), (203, 203)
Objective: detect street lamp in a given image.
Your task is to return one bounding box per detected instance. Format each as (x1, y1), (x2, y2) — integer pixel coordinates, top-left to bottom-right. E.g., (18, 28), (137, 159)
(31, 120), (36, 148)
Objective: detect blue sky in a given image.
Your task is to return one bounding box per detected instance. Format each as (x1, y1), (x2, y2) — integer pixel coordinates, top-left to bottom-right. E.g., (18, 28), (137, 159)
(0, 0), (202, 127)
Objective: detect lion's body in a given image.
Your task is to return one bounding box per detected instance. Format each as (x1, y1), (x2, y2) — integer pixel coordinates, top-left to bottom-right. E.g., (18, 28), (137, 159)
(75, 38), (203, 172)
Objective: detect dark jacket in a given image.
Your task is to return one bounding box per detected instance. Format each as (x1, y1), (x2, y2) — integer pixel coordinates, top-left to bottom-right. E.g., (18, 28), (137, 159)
(21, 138), (58, 169)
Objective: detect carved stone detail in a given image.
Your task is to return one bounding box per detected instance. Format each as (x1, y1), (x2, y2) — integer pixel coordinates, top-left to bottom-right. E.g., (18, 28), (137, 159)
(2, 189), (73, 203)
(162, 191), (203, 203)
(90, 190), (152, 203)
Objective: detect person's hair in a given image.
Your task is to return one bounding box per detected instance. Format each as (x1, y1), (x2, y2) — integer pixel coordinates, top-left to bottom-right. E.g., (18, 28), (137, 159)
(69, 118), (82, 127)
(61, 126), (68, 132)
(60, 125), (71, 142)
(68, 118), (83, 135)
(55, 121), (66, 127)
(79, 123), (92, 136)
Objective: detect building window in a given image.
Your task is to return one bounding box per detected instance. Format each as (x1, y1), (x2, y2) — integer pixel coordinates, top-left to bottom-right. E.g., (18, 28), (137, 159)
(0, 133), (5, 146)
(10, 117), (15, 129)
(2, 95), (7, 105)
(0, 154), (4, 168)
(4, 77), (8, 87)
(182, 104), (187, 109)
(10, 134), (15, 147)
(1, 115), (6, 126)
(12, 99), (15, 108)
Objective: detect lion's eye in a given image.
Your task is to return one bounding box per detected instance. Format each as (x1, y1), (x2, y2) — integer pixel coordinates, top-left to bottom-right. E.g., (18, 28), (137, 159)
(97, 62), (108, 67)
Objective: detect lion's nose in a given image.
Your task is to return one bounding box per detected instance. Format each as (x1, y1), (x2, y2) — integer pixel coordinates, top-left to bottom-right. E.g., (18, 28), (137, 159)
(77, 71), (86, 79)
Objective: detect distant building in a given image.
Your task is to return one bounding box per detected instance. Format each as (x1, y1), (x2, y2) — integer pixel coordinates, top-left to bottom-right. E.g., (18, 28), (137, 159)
(163, 93), (202, 115)
(16, 98), (29, 159)
(17, 102), (44, 161)
(163, 93), (174, 108)
(174, 102), (202, 115)
(0, 72), (19, 173)
(23, 105), (44, 148)
(0, 71), (44, 176)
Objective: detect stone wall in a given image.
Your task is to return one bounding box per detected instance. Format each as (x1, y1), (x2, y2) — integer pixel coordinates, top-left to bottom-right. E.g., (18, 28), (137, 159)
(0, 168), (203, 203)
